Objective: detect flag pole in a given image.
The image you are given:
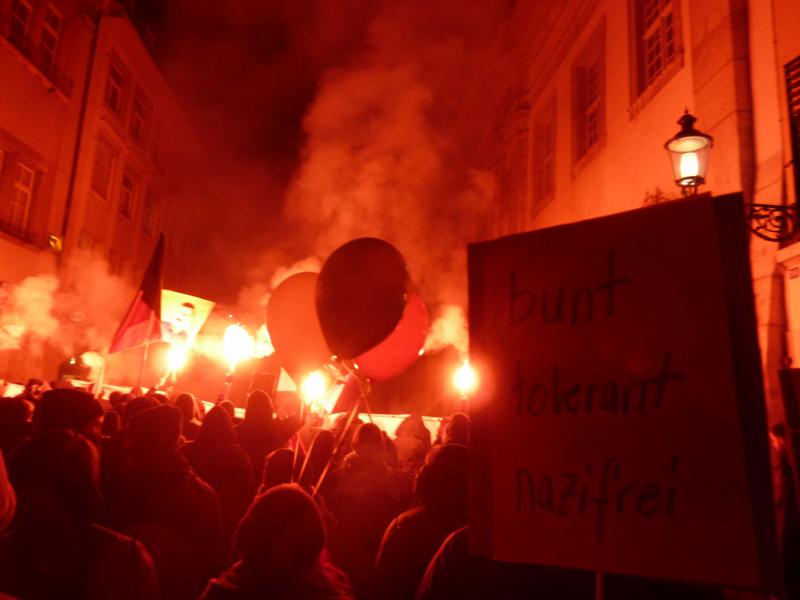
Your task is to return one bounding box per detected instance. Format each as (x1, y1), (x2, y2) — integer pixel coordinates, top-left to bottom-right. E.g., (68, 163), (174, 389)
(138, 338), (151, 389)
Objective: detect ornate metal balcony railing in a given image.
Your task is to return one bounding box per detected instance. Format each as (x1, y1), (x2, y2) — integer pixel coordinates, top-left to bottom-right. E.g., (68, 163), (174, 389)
(0, 13), (74, 98)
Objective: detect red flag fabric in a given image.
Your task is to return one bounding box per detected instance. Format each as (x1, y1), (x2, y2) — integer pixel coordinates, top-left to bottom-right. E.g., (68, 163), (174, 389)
(109, 235), (164, 353)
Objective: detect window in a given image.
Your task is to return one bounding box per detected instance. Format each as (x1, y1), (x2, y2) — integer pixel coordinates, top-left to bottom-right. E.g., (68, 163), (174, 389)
(130, 91), (150, 143)
(9, 0), (33, 45)
(633, 0), (681, 97)
(9, 163), (35, 232)
(91, 138), (115, 198)
(104, 59), (126, 115)
(787, 55), (800, 207)
(573, 23), (606, 162)
(39, 6), (62, 70)
(142, 189), (158, 236)
(532, 98), (556, 213)
(119, 171), (137, 219)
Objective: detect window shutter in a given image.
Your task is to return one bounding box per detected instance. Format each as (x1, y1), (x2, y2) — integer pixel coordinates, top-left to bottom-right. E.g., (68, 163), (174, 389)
(787, 55), (800, 204)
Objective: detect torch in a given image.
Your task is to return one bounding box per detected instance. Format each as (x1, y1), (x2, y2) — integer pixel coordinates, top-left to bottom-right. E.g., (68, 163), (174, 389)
(453, 359), (477, 411)
(221, 323), (254, 401)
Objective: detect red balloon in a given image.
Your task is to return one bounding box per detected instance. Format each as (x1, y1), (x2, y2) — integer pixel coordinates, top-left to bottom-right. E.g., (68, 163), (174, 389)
(266, 273), (331, 379)
(354, 292), (428, 382)
(316, 238), (409, 359)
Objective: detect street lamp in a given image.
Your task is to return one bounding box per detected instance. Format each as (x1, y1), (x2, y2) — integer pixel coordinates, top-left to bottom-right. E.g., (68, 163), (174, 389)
(664, 110), (713, 196)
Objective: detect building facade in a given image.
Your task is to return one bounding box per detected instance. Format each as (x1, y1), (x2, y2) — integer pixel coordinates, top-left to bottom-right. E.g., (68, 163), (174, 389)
(0, 0), (208, 380)
(459, 0), (800, 426)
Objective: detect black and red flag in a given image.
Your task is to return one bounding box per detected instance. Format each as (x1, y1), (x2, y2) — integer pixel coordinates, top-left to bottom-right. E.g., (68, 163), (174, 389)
(109, 234), (164, 353)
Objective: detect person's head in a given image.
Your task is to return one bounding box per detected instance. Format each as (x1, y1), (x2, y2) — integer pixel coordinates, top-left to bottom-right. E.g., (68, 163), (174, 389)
(244, 389), (274, 426)
(218, 400), (236, 420)
(129, 405), (182, 460)
(122, 396), (159, 426)
(396, 414), (431, 447)
(197, 405), (235, 446)
(0, 396), (33, 426)
(442, 412), (470, 446)
(38, 389), (104, 443)
(171, 302), (195, 334)
(235, 484), (325, 576)
(9, 429), (103, 528)
(352, 422), (383, 461)
(174, 392), (198, 424)
(415, 443), (469, 515)
(261, 448), (295, 492)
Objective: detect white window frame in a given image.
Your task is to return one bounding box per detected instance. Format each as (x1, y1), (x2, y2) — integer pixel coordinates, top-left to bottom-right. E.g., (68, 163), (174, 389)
(130, 91), (150, 142)
(39, 5), (63, 68)
(10, 163), (35, 232)
(10, 0), (33, 41)
(104, 58), (126, 115)
(119, 170), (137, 220)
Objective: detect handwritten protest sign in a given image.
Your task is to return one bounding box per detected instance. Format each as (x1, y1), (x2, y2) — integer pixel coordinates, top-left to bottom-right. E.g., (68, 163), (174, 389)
(468, 194), (777, 589)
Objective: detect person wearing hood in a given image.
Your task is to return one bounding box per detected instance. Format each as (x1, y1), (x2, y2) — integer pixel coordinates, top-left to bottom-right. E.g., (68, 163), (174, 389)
(182, 405), (254, 539)
(0, 430), (159, 599)
(174, 392), (202, 441)
(235, 389), (302, 476)
(115, 405), (225, 600)
(374, 443), (469, 600)
(37, 388), (104, 445)
(200, 484), (353, 600)
(324, 423), (410, 598)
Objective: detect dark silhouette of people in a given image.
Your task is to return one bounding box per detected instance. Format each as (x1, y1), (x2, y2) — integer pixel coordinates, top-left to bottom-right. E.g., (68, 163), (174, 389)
(0, 429), (159, 599)
(235, 389), (302, 476)
(37, 388), (104, 444)
(299, 429), (335, 490)
(182, 405), (254, 539)
(374, 443), (469, 600)
(174, 392), (201, 441)
(200, 484), (354, 600)
(325, 422), (411, 597)
(394, 414), (431, 474)
(259, 447), (296, 494)
(114, 405), (225, 600)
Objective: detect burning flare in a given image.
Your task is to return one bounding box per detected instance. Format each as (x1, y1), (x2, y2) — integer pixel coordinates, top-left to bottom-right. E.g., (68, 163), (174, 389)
(223, 324), (254, 372)
(453, 360), (477, 397)
(300, 370), (329, 407)
(167, 345), (188, 373)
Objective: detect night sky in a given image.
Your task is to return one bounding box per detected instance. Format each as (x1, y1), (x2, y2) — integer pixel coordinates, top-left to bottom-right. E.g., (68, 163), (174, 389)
(130, 0), (512, 309)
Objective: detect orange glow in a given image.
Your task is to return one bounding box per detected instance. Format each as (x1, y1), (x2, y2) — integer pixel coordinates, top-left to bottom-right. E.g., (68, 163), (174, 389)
(300, 370), (329, 406)
(453, 360), (478, 397)
(223, 324), (254, 372)
(679, 151), (699, 179)
(167, 345), (188, 372)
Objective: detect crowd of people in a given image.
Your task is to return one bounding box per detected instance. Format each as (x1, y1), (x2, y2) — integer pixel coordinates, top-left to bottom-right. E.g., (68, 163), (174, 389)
(0, 379), (795, 599)
(0, 380), (474, 599)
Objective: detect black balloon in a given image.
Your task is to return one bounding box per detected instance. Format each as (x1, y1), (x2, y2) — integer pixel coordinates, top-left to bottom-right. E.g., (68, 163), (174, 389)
(316, 238), (410, 359)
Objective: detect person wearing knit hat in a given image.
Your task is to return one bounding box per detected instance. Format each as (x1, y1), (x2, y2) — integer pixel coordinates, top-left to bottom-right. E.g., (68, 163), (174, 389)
(200, 484), (353, 600)
(38, 388), (104, 444)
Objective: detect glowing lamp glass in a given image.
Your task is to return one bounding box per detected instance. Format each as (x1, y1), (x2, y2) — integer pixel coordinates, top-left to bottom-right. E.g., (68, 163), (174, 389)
(664, 112), (713, 193)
